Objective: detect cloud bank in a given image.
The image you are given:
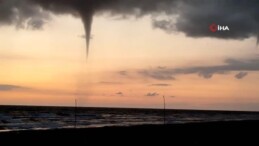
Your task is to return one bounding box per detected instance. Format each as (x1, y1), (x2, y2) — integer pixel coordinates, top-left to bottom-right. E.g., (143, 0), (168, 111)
(139, 58), (259, 80)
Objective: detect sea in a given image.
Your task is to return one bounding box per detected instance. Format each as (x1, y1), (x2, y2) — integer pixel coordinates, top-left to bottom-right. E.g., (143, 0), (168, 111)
(1, 105), (259, 132)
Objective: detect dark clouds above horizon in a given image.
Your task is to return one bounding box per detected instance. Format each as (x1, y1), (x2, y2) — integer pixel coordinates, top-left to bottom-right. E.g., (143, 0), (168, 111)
(138, 58), (259, 80)
(0, 0), (259, 41)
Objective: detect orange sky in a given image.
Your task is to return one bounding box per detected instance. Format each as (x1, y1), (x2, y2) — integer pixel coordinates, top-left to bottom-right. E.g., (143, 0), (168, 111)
(1, 15), (259, 111)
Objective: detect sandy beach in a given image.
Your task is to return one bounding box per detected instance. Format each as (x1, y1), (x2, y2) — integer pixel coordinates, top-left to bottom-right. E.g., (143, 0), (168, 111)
(0, 120), (258, 145)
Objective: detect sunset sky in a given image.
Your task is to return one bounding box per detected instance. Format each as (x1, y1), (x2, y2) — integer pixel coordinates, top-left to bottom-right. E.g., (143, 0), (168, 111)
(1, 0), (259, 111)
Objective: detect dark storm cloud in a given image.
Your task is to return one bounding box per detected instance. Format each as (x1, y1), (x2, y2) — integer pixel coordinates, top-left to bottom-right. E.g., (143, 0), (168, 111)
(0, 0), (259, 56)
(27, 18), (47, 30)
(0, 0), (50, 29)
(152, 19), (176, 34)
(0, 84), (26, 91)
(146, 92), (159, 97)
(139, 58), (259, 80)
(153, 0), (259, 40)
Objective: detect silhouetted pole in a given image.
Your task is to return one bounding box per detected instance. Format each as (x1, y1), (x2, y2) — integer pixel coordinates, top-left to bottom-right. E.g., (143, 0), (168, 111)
(74, 99), (77, 128)
(163, 96), (166, 125)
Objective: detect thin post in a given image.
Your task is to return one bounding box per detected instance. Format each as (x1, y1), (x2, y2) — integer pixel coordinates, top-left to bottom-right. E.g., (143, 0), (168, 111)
(74, 99), (77, 128)
(163, 96), (166, 125)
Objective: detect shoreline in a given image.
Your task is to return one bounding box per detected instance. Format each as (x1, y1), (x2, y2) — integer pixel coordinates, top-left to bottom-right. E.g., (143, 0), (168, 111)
(0, 119), (257, 133)
(0, 120), (258, 144)
(1, 104), (259, 113)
